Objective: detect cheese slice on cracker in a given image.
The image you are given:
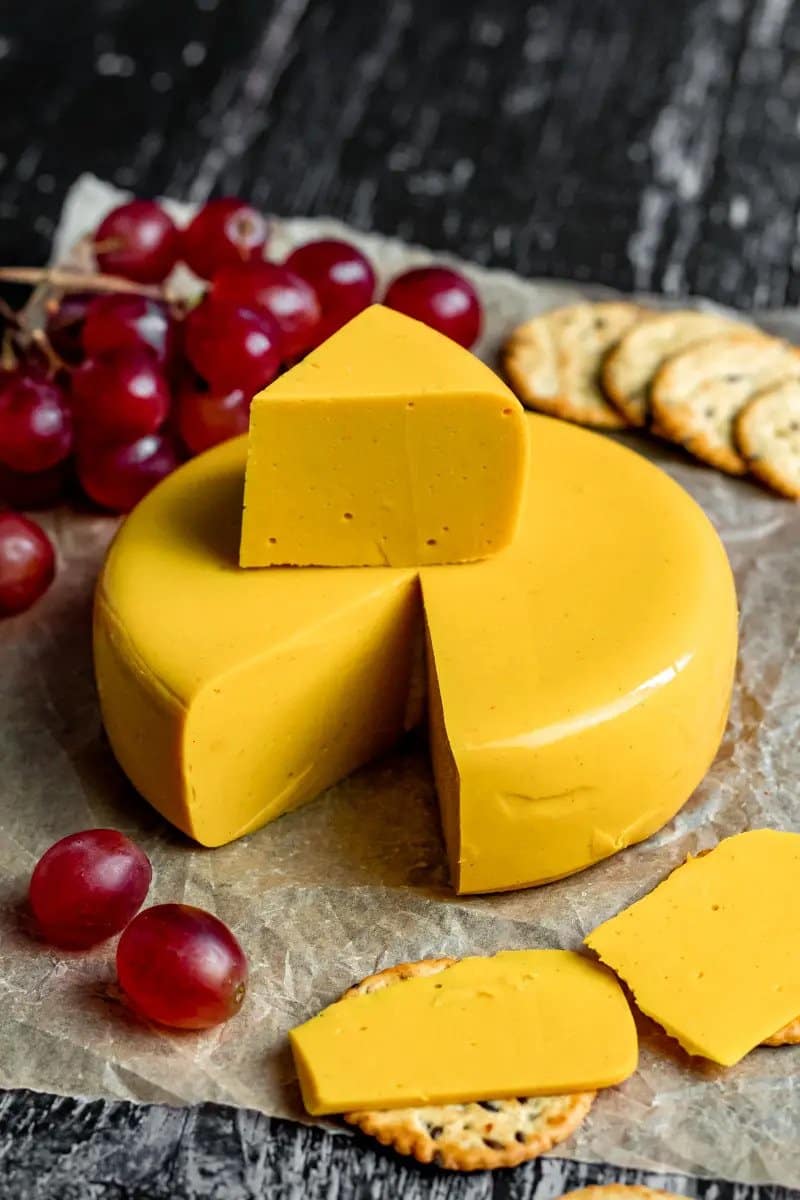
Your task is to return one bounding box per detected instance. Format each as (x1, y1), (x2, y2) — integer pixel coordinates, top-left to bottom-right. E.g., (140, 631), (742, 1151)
(290, 949), (637, 1115)
(586, 829), (800, 1066)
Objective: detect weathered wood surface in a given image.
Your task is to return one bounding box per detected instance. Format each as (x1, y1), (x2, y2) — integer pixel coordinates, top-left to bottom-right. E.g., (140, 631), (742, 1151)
(2, 0), (800, 1195)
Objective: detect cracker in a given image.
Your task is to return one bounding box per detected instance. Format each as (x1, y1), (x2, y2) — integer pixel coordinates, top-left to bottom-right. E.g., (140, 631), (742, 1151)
(502, 302), (643, 428)
(562, 1187), (688, 1200)
(763, 1017), (800, 1046)
(650, 333), (800, 475)
(601, 310), (737, 426)
(342, 958), (596, 1171)
(734, 380), (800, 499)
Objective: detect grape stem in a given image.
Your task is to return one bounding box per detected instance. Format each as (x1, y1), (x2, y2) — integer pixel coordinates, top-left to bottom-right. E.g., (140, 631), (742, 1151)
(0, 266), (164, 299)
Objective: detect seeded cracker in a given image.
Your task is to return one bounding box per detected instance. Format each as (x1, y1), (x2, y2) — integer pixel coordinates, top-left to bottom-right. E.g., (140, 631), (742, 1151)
(650, 332), (800, 475)
(763, 1017), (800, 1046)
(735, 380), (800, 499)
(342, 958), (595, 1171)
(601, 310), (737, 426)
(501, 302), (643, 428)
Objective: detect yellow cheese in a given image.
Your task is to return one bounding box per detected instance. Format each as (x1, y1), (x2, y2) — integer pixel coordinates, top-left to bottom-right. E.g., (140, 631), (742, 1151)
(586, 829), (800, 1066)
(239, 305), (529, 568)
(94, 437), (421, 846)
(421, 415), (738, 893)
(289, 950), (638, 1114)
(94, 416), (737, 892)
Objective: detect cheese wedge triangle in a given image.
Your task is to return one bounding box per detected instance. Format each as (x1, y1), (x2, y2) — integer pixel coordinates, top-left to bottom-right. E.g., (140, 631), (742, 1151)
(239, 304), (529, 568)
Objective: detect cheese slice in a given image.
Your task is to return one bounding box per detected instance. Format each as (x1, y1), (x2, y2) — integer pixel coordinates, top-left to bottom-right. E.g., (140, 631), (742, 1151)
(586, 829), (800, 1066)
(289, 950), (638, 1115)
(239, 305), (529, 568)
(421, 415), (738, 893)
(95, 416), (737, 892)
(95, 437), (422, 847)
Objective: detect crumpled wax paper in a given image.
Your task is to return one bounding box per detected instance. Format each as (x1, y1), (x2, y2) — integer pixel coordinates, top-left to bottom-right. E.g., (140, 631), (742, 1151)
(1, 174), (799, 1186)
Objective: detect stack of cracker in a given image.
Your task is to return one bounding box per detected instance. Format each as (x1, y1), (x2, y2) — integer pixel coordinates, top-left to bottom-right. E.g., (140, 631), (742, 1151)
(502, 303), (800, 499)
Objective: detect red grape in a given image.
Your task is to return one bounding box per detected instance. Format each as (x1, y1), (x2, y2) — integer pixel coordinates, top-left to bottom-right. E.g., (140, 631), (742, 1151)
(184, 299), (281, 393)
(211, 262), (321, 359)
(177, 379), (250, 453)
(0, 461), (69, 509)
(95, 200), (179, 284)
(28, 829), (152, 949)
(71, 350), (171, 441)
(0, 369), (73, 473)
(116, 903), (248, 1029)
(181, 198), (268, 280)
(0, 510), (55, 615)
(383, 266), (482, 348)
(285, 239), (375, 343)
(77, 433), (178, 512)
(45, 292), (98, 365)
(82, 294), (176, 366)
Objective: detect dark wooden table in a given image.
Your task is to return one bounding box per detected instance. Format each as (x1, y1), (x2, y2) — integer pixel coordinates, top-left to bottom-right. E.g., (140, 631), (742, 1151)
(2, 1), (800, 1196)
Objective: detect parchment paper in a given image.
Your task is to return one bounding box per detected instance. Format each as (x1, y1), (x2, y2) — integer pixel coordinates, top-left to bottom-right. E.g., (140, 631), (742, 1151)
(1, 175), (799, 1186)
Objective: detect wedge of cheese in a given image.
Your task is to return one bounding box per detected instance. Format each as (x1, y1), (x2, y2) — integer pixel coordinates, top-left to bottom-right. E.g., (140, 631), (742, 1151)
(95, 438), (422, 846)
(95, 416), (737, 891)
(239, 305), (529, 568)
(289, 950), (638, 1114)
(421, 415), (738, 893)
(586, 829), (800, 1066)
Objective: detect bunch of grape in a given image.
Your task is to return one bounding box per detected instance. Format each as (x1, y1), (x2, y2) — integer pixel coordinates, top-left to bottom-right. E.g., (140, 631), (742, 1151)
(0, 196), (483, 615)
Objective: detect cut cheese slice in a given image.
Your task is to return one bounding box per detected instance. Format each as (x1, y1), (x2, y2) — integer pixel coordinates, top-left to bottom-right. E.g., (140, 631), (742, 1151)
(586, 829), (800, 1066)
(95, 415), (737, 893)
(289, 950), (638, 1115)
(421, 415), (738, 894)
(95, 437), (421, 846)
(239, 305), (529, 568)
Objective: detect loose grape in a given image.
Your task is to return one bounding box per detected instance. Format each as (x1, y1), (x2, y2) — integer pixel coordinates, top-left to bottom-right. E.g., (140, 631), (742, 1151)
(45, 292), (98, 365)
(285, 239), (375, 344)
(383, 266), (482, 348)
(71, 350), (171, 441)
(0, 510), (55, 615)
(181, 198), (268, 280)
(95, 200), (179, 284)
(82, 294), (176, 366)
(77, 433), (178, 512)
(0, 369), (73, 473)
(29, 829), (152, 949)
(184, 299), (282, 393)
(211, 262), (321, 359)
(177, 379), (250, 454)
(116, 903), (248, 1029)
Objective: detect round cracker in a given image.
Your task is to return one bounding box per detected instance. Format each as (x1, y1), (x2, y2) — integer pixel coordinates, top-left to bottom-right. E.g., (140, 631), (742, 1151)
(763, 1016), (800, 1046)
(601, 310), (737, 426)
(502, 302), (643, 429)
(734, 380), (800, 499)
(650, 332), (800, 475)
(563, 1188), (688, 1200)
(343, 958), (596, 1171)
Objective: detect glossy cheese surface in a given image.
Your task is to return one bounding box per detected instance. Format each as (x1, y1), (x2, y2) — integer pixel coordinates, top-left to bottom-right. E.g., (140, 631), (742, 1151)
(95, 416), (737, 893)
(422, 415), (738, 894)
(586, 829), (800, 1066)
(289, 950), (638, 1114)
(95, 437), (421, 846)
(239, 305), (529, 568)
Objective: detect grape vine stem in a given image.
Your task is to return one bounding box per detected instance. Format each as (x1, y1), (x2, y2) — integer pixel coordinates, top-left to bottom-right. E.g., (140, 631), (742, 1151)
(0, 266), (165, 299)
